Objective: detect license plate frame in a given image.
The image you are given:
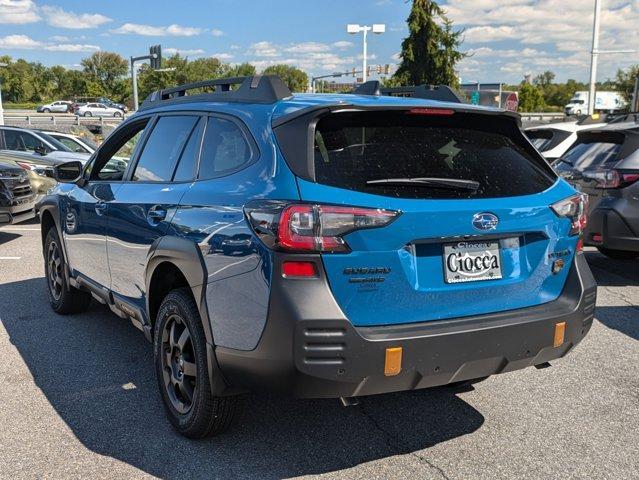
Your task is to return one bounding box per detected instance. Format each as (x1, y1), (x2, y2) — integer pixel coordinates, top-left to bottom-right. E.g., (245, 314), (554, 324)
(443, 240), (503, 284)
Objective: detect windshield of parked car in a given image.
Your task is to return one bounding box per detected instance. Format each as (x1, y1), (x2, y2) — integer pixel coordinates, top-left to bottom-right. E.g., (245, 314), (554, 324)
(37, 132), (74, 152)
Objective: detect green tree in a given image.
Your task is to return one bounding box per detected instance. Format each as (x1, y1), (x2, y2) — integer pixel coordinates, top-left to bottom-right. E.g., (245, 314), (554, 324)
(615, 64), (639, 104)
(533, 70), (555, 87)
(518, 83), (545, 112)
(81, 51), (128, 99)
(393, 0), (465, 87)
(262, 64), (308, 92)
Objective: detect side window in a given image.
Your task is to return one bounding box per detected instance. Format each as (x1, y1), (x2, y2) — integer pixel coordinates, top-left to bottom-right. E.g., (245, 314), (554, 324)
(173, 118), (204, 182)
(2, 130), (24, 151)
(91, 120), (149, 181)
(22, 133), (46, 152)
(198, 117), (252, 179)
(132, 115), (199, 182)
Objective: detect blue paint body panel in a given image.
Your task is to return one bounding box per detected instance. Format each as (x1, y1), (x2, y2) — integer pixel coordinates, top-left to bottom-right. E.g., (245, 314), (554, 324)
(297, 178), (578, 326)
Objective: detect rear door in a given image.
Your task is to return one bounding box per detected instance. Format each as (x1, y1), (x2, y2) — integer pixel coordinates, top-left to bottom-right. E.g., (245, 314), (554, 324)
(283, 109), (577, 327)
(106, 114), (203, 306)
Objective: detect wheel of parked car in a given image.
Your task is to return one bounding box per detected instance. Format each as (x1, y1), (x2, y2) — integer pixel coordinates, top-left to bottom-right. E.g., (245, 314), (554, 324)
(83, 111), (92, 117)
(114, 111), (122, 118)
(597, 247), (639, 260)
(153, 287), (240, 438)
(42, 108), (50, 113)
(44, 228), (92, 314)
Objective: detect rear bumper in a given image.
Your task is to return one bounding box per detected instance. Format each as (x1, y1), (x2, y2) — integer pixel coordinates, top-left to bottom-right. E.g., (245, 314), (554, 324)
(216, 253), (597, 398)
(584, 207), (639, 252)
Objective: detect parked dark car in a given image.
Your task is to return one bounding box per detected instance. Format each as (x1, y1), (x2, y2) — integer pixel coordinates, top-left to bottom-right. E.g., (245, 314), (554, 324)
(555, 122), (639, 259)
(39, 75), (596, 438)
(0, 158), (36, 224)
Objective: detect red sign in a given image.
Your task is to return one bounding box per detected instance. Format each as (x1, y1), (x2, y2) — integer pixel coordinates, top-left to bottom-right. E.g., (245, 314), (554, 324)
(505, 92), (519, 112)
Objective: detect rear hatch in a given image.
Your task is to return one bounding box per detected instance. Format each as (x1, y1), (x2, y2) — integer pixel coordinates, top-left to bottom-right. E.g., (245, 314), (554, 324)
(274, 107), (580, 327)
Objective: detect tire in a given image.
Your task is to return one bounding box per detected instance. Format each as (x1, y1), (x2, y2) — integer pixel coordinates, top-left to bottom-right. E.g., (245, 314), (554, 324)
(42, 108), (50, 113)
(44, 227), (92, 314)
(597, 247), (639, 260)
(114, 111), (122, 118)
(154, 287), (240, 438)
(83, 111), (92, 117)
(576, 110), (582, 116)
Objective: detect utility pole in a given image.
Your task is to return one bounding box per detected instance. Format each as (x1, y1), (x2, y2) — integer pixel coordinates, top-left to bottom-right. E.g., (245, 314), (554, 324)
(587, 0), (601, 116)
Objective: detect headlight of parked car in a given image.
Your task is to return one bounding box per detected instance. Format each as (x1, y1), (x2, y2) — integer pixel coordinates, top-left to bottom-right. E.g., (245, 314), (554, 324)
(15, 162), (50, 177)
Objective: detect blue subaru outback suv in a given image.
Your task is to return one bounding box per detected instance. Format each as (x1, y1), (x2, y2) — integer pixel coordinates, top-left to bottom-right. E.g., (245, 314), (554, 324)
(38, 75), (597, 438)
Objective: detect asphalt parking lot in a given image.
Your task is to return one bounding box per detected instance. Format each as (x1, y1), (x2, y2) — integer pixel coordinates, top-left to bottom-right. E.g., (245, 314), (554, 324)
(0, 220), (637, 480)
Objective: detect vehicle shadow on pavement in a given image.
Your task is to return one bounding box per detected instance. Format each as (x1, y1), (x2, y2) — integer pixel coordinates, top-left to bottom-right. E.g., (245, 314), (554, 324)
(594, 306), (639, 341)
(1, 277), (485, 479)
(0, 231), (22, 246)
(585, 251), (639, 287)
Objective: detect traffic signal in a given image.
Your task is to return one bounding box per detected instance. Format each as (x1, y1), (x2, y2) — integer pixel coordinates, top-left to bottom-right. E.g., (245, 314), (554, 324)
(352, 68), (356, 77)
(366, 66), (371, 77)
(384, 64), (390, 74)
(376, 65), (382, 74)
(150, 44), (162, 69)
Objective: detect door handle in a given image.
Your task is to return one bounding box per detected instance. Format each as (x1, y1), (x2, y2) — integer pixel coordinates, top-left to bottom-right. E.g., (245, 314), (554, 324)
(147, 206), (167, 224)
(94, 202), (107, 215)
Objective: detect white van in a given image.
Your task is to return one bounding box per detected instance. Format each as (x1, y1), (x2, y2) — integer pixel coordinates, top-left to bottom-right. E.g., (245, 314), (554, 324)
(565, 91), (626, 116)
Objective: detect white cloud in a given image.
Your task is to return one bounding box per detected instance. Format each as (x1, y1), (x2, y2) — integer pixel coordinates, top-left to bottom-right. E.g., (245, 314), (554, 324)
(0, 34), (99, 52)
(229, 44), (241, 50)
(164, 47), (205, 56)
(0, 33), (40, 48)
(41, 5), (112, 29)
(112, 23), (203, 36)
(50, 35), (70, 42)
(332, 41), (353, 49)
(285, 42), (330, 54)
(464, 25), (515, 42)
(211, 52), (233, 60)
(248, 41), (279, 57)
(0, 0), (40, 24)
(211, 29), (224, 37)
(45, 43), (100, 52)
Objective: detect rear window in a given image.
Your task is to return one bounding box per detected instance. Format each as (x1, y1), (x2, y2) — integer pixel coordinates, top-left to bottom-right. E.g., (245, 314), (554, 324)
(559, 134), (623, 171)
(525, 129), (571, 153)
(313, 111), (554, 199)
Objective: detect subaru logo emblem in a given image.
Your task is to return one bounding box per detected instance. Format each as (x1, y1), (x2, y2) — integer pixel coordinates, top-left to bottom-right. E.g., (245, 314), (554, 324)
(472, 212), (499, 231)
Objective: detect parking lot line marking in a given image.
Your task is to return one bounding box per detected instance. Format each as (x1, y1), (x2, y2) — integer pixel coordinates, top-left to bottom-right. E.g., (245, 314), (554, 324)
(0, 257), (21, 260)
(0, 227), (40, 231)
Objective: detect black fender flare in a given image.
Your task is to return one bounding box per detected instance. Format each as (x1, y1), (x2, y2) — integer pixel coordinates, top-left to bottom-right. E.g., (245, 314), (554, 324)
(144, 235), (233, 396)
(38, 197), (73, 288)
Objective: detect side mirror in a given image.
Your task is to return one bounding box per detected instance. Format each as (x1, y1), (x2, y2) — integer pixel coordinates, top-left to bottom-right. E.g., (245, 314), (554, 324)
(35, 145), (47, 156)
(53, 161), (83, 183)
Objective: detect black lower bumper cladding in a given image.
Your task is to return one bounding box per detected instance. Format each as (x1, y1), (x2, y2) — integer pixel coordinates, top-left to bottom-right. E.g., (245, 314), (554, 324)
(216, 253), (597, 398)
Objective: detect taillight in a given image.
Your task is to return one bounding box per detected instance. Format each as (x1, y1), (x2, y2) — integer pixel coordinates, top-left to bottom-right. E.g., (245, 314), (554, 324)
(551, 193), (588, 236)
(583, 169), (639, 189)
(246, 201), (400, 253)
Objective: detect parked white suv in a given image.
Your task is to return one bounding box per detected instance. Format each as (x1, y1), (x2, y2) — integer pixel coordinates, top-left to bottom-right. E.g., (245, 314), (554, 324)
(37, 101), (72, 113)
(76, 103), (124, 118)
(525, 117), (606, 162)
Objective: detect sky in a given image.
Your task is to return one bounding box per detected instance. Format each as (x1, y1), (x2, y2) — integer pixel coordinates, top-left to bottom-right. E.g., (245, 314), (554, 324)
(0, 0), (638, 84)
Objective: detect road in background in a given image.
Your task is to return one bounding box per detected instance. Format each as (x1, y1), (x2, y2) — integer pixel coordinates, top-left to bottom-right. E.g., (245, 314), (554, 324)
(0, 221), (637, 479)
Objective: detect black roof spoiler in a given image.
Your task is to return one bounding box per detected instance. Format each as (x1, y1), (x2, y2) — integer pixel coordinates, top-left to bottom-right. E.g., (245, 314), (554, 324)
(351, 81), (463, 104)
(576, 113), (607, 125)
(140, 75), (292, 110)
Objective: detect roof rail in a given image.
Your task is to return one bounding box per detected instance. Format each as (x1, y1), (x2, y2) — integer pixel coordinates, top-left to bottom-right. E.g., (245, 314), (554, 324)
(380, 84), (463, 104)
(351, 80), (381, 96)
(140, 75), (292, 110)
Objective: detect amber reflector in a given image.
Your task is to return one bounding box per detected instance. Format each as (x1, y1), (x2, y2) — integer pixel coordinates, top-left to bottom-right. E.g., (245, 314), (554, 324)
(384, 347), (402, 376)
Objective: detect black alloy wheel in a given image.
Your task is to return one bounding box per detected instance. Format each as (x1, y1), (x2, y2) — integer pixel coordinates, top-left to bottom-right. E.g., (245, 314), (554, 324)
(160, 314), (198, 414)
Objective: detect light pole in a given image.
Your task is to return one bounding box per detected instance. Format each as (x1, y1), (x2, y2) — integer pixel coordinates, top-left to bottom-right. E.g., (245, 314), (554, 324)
(588, 0), (637, 115)
(347, 23), (385, 82)
(0, 62), (7, 126)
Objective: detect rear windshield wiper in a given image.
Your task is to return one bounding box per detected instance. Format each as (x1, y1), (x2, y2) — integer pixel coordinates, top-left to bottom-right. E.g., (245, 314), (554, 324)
(366, 177), (480, 191)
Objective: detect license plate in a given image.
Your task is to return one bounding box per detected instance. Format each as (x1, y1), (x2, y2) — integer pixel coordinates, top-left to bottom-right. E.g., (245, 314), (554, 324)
(443, 240), (502, 284)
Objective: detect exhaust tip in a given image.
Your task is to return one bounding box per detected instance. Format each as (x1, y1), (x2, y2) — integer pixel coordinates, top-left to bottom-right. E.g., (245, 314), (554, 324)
(339, 397), (360, 407)
(535, 362), (552, 369)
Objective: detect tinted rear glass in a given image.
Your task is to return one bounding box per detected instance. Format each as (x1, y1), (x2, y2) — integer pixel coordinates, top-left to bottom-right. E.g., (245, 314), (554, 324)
(560, 139), (621, 171)
(526, 130), (554, 151)
(313, 112), (554, 199)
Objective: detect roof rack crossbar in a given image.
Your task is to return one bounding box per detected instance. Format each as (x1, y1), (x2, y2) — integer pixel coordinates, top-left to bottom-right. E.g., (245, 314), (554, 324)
(140, 75), (292, 110)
